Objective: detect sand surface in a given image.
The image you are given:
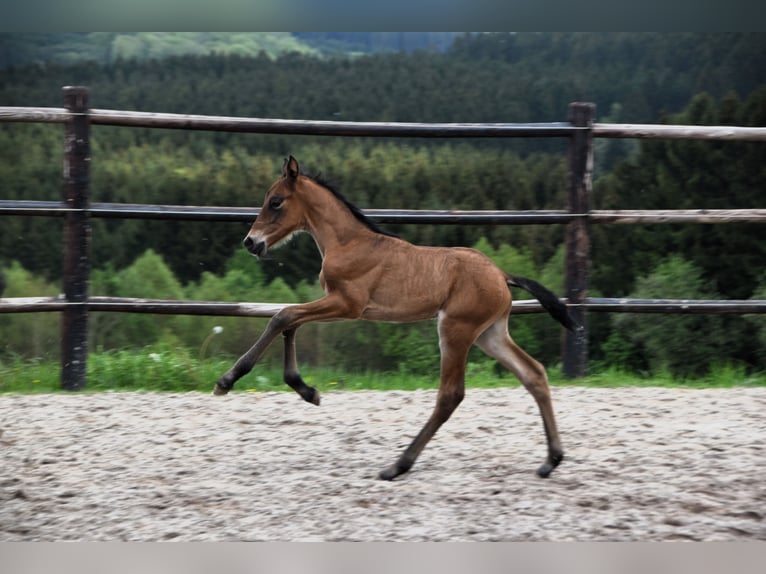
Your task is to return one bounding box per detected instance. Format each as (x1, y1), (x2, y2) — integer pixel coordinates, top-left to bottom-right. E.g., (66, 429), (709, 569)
(1, 387), (764, 541)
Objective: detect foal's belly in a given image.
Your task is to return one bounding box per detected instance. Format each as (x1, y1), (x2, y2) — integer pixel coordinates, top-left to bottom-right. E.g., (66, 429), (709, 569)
(360, 301), (440, 323)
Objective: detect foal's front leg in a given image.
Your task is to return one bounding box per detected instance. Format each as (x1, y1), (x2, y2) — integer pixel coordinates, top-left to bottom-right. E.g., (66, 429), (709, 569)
(213, 311), (290, 395)
(282, 328), (320, 405)
(214, 296), (353, 396)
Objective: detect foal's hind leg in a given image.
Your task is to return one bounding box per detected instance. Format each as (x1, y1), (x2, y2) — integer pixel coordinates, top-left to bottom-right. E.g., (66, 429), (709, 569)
(379, 316), (473, 480)
(476, 319), (563, 478)
(282, 328), (320, 405)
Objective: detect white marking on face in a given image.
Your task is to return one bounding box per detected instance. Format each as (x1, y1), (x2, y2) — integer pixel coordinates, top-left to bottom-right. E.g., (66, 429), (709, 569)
(271, 230), (299, 250)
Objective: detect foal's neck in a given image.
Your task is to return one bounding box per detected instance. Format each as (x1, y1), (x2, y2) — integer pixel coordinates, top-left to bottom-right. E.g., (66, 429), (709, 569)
(303, 183), (378, 257)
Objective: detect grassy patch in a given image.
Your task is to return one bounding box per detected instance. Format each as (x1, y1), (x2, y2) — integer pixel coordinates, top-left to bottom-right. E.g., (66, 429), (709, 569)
(0, 352), (764, 394)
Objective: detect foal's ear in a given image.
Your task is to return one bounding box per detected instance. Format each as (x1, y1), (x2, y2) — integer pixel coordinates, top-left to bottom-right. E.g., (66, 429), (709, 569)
(283, 155), (300, 179)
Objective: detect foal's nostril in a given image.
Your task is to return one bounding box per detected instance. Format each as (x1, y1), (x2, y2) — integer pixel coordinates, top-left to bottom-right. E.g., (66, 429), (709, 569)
(243, 235), (266, 257)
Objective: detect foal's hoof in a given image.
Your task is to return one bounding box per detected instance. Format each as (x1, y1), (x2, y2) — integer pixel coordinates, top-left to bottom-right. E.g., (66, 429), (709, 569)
(378, 460), (412, 481)
(212, 382), (230, 396)
(536, 453), (564, 478)
(378, 466), (400, 481)
(300, 386), (321, 406)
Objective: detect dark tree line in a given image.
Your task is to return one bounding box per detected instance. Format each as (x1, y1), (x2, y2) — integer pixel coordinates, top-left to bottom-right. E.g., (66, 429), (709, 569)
(1, 33), (765, 374)
(2, 33), (763, 123)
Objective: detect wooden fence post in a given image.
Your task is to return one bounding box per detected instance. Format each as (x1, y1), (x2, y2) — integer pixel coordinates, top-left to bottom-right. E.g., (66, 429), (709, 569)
(61, 86), (91, 391)
(563, 102), (595, 378)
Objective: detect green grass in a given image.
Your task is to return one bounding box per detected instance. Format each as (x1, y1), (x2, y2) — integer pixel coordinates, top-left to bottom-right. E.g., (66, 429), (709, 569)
(1, 350), (764, 394)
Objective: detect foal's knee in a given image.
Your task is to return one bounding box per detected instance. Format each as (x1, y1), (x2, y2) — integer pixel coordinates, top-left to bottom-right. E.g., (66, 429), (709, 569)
(269, 308), (295, 334)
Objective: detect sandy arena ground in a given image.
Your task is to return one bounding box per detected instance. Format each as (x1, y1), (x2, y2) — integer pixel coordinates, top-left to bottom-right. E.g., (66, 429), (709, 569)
(1, 386), (764, 541)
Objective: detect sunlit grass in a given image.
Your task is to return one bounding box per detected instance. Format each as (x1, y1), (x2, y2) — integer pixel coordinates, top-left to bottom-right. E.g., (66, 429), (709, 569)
(0, 351), (764, 394)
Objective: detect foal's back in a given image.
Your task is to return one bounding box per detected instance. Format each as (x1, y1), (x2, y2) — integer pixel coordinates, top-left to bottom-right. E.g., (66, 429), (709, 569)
(353, 235), (512, 323)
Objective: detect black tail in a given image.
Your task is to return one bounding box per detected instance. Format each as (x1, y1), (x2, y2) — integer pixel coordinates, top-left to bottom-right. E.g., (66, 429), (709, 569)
(507, 275), (579, 332)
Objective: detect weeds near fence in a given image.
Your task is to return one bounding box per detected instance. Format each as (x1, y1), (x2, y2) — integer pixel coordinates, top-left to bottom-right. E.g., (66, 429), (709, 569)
(0, 351), (763, 394)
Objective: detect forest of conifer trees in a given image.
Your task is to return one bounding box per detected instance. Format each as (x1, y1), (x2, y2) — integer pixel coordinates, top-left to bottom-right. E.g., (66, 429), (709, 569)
(1, 32), (765, 377)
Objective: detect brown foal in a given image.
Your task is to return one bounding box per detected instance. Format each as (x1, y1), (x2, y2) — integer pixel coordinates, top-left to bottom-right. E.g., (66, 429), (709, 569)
(214, 156), (577, 481)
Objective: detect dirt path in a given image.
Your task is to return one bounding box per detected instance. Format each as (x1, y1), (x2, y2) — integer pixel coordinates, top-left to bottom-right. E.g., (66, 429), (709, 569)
(1, 387), (764, 541)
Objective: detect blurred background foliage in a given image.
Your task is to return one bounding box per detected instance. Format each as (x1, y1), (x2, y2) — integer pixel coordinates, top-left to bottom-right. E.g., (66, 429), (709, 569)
(1, 32), (765, 377)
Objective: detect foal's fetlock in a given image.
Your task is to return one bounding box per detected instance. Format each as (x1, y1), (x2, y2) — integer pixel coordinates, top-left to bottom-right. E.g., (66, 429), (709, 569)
(285, 372), (321, 406)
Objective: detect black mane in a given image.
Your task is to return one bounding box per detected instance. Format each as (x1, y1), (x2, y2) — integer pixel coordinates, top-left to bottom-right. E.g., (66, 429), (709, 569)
(310, 173), (399, 238)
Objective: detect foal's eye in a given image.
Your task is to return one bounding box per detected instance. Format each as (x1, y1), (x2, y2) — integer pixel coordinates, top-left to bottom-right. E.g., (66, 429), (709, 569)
(269, 197), (284, 210)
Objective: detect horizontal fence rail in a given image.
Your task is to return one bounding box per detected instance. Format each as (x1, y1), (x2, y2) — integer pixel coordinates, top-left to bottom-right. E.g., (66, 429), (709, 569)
(0, 107), (581, 137)
(592, 123), (766, 141)
(3, 296), (766, 316)
(2, 201), (766, 225)
(3, 106), (766, 140)
(2, 93), (766, 388)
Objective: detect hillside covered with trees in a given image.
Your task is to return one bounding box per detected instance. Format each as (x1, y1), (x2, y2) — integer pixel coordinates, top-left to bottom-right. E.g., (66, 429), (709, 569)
(1, 32), (765, 377)
(0, 32), (461, 69)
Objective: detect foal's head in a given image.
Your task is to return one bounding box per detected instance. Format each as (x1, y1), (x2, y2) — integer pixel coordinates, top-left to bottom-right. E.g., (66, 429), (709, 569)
(244, 155), (396, 258)
(243, 156), (308, 258)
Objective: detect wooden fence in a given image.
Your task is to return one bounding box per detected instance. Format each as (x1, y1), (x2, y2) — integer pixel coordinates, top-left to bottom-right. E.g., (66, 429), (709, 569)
(1, 86), (766, 390)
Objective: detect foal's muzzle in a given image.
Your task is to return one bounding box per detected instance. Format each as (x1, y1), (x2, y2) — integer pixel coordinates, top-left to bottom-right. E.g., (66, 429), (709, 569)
(243, 235), (267, 258)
